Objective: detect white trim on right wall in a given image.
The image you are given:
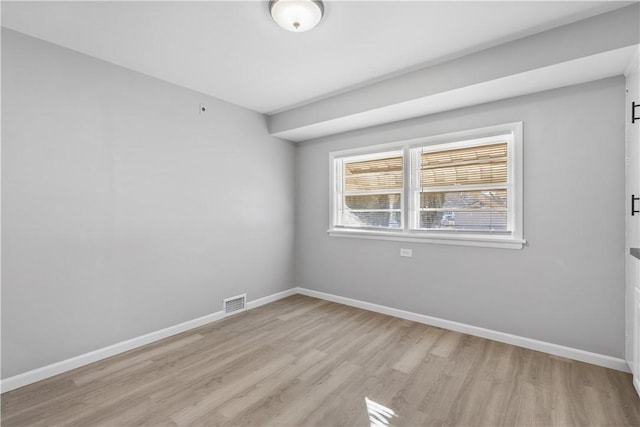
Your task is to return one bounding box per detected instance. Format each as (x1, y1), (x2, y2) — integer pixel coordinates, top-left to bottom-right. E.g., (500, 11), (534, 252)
(295, 287), (630, 373)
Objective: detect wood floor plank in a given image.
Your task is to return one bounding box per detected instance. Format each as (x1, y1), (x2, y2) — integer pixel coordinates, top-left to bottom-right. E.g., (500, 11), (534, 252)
(170, 350), (295, 425)
(392, 327), (443, 374)
(217, 348), (327, 419)
(267, 360), (362, 426)
(72, 334), (204, 386)
(1, 295), (638, 426)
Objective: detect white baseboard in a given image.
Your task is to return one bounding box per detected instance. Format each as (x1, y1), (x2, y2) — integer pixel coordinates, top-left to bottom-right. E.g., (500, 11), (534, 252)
(0, 288), (297, 393)
(295, 287), (630, 373)
(2, 285), (628, 394)
(247, 288), (297, 310)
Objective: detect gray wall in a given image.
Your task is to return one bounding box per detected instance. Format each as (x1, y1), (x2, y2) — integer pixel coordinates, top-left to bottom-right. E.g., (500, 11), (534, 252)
(296, 77), (626, 358)
(1, 26), (627, 380)
(1, 29), (296, 378)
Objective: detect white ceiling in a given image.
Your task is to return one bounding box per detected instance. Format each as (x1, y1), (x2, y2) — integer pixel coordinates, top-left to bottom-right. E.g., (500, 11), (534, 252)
(1, 1), (632, 114)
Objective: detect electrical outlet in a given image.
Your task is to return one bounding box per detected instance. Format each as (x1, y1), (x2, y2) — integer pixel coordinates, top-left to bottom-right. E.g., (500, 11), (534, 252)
(400, 248), (412, 257)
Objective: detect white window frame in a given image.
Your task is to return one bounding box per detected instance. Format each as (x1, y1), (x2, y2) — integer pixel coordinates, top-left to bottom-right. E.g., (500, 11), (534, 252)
(333, 149), (405, 230)
(328, 122), (525, 249)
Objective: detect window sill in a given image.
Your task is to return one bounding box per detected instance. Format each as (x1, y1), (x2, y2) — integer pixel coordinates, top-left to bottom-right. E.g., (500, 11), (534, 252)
(327, 228), (525, 250)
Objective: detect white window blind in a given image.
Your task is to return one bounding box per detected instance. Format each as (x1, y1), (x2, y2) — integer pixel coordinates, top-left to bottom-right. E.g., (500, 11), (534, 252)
(334, 150), (403, 229)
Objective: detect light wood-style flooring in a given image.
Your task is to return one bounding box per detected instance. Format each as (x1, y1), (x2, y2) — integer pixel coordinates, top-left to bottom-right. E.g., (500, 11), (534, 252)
(2, 294), (639, 426)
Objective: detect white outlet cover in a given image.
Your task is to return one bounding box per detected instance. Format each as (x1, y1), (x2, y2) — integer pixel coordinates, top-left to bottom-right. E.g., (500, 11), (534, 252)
(400, 248), (413, 257)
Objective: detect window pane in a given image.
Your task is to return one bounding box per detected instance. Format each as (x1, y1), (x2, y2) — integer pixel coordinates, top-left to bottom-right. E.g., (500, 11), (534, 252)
(420, 142), (508, 187)
(340, 211), (402, 229)
(421, 142), (507, 167)
(419, 190), (508, 230)
(421, 161), (507, 187)
(344, 194), (401, 210)
(345, 156), (403, 191)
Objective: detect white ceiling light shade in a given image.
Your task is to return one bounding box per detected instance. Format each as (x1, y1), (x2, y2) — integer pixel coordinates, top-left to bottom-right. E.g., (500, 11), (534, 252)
(269, 0), (324, 32)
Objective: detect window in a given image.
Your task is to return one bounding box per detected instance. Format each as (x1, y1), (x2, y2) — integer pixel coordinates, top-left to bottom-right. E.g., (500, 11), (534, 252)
(410, 140), (509, 232)
(334, 150), (403, 230)
(329, 122), (524, 249)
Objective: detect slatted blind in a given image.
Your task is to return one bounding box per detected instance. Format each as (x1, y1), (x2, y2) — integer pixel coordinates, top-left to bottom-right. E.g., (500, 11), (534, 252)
(337, 152), (403, 229)
(344, 156), (403, 191)
(421, 143), (507, 186)
(416, 140), (510, 231)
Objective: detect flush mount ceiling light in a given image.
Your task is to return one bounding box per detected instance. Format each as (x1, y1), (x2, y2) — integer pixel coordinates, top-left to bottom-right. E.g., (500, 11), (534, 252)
(269, 0), (324, 32)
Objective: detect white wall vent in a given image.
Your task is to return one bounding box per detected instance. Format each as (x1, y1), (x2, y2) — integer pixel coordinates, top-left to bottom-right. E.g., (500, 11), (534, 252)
(223, 294), (247, 316)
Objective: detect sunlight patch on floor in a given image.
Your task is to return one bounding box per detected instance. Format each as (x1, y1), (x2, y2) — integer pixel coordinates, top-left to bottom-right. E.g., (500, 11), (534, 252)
(365, 397), (396, 427)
